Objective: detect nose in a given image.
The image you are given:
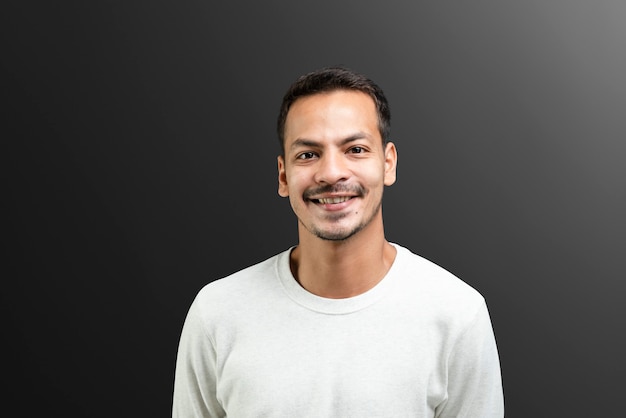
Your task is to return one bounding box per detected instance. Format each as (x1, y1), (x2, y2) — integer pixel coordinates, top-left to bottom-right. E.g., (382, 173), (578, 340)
(314, 151), (350, 185)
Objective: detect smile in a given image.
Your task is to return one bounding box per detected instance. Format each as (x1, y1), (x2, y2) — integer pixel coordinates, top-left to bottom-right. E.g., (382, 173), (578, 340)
(316, 196), (352, 204)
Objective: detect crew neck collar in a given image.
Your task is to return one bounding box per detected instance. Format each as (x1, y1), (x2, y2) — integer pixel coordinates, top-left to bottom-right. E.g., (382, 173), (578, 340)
(276, 243), (407, 315)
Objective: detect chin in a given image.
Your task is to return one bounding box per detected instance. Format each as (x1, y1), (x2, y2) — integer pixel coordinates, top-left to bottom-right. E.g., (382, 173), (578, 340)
(312, 224), (365, 242)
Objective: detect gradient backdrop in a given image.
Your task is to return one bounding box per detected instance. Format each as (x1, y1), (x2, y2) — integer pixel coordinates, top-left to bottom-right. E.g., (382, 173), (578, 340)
(4, 1), (625, 416)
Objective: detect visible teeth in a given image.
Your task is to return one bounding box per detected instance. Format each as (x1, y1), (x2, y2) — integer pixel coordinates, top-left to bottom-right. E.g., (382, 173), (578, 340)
(318, 196), (350, 204)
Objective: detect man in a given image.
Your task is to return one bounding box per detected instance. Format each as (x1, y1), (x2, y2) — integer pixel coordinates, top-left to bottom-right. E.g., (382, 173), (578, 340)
(173, 67), (504, 417)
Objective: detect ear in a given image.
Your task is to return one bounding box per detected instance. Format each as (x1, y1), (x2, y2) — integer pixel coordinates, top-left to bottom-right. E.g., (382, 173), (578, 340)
(277, 155), (289, 197)
(383, 142), (397, 186)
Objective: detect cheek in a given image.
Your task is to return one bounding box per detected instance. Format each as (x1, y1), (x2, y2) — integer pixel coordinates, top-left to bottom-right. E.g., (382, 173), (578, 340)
(280, 167), (298, 196)
(287, 171), (309, 192)
(364, 167), (386, 188)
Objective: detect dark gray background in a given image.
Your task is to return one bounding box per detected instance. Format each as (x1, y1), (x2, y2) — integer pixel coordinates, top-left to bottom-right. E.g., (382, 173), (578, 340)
(4, 1), (625, 416)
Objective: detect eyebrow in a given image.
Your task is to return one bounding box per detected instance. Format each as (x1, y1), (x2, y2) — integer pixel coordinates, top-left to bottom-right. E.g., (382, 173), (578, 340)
(289, 132), (372, 150)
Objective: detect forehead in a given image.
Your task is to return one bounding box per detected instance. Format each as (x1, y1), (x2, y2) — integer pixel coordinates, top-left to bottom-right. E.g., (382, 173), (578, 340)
(284, 90), (380, 144)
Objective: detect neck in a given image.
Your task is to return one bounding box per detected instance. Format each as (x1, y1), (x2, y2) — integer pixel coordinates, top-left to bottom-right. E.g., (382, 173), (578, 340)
(290, 219), (396, 299)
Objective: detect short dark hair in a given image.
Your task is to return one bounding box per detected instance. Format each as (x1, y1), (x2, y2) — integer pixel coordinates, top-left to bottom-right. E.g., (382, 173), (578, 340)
(277, 67), (391, 153)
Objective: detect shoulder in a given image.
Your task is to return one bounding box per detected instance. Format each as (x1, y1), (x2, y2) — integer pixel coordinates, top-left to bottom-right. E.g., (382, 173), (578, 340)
(190, 249), (290, 320)
(391, 243), (486, 319)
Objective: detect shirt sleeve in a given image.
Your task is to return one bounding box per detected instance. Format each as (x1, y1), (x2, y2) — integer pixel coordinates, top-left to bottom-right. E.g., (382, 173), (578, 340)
(435, 301), (504, 418)
(172, 300), (226, 418)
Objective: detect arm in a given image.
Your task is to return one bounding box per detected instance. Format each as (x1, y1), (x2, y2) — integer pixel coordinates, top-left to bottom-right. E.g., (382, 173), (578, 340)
(172, 301), (225, 418)
(436, 302), (504, 418)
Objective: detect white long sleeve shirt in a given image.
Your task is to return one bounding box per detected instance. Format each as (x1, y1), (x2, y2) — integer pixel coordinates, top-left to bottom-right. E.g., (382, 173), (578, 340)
(173, 244), (504, 417)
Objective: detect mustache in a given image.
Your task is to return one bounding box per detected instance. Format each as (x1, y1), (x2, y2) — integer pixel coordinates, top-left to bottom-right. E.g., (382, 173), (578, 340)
(303, 184), (366, 200)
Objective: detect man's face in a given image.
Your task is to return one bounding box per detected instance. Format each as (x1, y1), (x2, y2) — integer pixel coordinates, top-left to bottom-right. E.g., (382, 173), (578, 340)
(278, 90), (397, 241)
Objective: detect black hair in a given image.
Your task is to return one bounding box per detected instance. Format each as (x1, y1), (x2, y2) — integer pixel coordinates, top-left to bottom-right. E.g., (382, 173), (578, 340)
(277, 67), (390, 153)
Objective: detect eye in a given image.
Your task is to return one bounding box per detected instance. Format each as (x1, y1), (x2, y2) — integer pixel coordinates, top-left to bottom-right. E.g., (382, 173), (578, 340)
(296, 151), (317, 160)
(348, 146), (366, 154)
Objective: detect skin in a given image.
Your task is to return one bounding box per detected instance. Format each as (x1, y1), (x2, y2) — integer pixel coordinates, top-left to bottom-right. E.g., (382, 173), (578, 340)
(277, 90), (398, 298)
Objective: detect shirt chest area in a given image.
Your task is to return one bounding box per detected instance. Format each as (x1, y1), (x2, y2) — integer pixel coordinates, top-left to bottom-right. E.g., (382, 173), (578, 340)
(213, 306), (448, 416)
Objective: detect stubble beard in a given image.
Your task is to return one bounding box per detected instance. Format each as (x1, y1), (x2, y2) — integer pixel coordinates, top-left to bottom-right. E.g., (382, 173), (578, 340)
(303, 196), (383, 242)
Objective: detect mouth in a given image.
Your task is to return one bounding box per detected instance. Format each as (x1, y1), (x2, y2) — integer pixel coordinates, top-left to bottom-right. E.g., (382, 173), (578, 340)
(314, 196), (353, 205)
(304, 184), (365, 205)
(307, 195), (358, 213)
